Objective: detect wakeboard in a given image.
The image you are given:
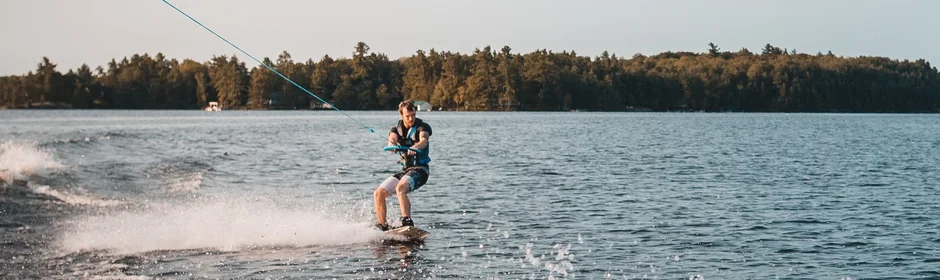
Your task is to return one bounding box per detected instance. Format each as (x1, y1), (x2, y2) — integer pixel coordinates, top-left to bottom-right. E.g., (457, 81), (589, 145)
(383, 226), (430, 242)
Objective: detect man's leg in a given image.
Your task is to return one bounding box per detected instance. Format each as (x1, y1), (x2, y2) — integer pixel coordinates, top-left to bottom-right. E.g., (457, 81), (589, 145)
(395, 179), (412, 219)
(373, 187), (389, 226)
(375, 176), (400, 228)
(395, 168), (426, 227)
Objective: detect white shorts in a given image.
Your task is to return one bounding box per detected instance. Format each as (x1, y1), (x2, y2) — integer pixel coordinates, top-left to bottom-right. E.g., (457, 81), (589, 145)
(378, 176), (407, 196)
(378, 167), (428, 195)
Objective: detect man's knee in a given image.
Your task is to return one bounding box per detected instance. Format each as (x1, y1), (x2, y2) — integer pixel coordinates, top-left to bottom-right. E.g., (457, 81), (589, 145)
(374, 187), (389, 199)
(395, 181), (411, 195)
(377, 176), (399, 198)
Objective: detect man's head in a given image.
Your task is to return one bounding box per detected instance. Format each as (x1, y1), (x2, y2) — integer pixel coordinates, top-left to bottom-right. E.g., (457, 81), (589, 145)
(398, 100), (417, 127)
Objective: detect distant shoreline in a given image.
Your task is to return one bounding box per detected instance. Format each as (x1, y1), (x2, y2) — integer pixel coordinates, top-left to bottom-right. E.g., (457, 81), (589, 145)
(3, 106), (937, 114)
(2, 42), (938, 113)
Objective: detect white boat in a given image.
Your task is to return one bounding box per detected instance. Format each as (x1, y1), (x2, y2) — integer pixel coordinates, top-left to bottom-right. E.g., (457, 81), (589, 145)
(205, 102), (221, 112)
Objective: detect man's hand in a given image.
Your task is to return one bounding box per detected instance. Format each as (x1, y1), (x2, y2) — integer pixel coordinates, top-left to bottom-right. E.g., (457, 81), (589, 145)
(387, 132), (398, 153)
(407, 131), (430, 155)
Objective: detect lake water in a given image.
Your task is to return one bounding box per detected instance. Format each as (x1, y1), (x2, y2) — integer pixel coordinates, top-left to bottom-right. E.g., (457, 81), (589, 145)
(1, 110), (938, 279)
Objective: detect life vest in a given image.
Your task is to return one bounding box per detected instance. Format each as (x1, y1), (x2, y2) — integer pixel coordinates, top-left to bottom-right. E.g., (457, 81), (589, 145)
(395, 119), (431, 167)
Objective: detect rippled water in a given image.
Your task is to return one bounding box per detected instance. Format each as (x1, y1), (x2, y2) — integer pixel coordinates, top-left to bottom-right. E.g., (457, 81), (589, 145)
(1, 110), (938, 279)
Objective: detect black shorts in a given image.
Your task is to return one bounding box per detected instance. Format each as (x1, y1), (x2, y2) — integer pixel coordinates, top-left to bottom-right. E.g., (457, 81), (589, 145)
(394, 166), (429, 191)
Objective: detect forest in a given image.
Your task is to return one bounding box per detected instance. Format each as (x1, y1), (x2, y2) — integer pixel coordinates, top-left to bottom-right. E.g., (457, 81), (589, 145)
(1, 42), (937, 112)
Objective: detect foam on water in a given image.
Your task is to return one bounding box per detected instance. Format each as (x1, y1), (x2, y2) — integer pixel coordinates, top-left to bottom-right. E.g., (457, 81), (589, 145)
(87, 277), (150, 280)
(60, 196), (384, 254)
(166, 171), (203, 193)
(0, 140), (64, 184)
(522, 242), (576, 279)
(30, 185), (126, 207)
(0, 140), (126, 206)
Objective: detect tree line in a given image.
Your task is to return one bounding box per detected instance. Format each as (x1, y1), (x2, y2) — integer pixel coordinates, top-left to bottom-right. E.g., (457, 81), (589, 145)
(1, 42), (937, 112)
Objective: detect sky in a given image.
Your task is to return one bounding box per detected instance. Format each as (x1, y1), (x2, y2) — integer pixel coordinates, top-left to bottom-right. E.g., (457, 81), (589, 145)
(1, 0), (937, 75)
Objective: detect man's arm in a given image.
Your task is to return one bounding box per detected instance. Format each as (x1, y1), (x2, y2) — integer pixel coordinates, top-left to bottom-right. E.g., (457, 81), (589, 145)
(408, 131), (430, 154)
(388, 131), (399, 149)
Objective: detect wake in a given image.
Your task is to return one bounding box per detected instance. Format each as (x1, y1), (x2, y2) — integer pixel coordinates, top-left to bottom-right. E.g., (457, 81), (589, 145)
(60, 195), (384, 254)
(0, 140), (64, 185)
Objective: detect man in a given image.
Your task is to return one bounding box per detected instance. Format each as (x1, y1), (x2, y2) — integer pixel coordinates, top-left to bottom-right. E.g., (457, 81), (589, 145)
(374, 100), (432, 231)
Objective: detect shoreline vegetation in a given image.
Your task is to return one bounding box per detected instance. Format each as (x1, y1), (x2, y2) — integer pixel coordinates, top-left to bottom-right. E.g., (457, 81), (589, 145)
(1, 42), (937, 113)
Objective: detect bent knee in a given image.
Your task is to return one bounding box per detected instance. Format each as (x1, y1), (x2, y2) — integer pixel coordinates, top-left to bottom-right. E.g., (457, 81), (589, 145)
(395, 182), (410, 195)
(374, 188), (389, 199)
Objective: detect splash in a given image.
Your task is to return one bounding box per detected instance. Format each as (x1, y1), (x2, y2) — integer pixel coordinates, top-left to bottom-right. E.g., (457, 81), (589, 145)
(523, 242), (576, 279)
(0, 140), (123, 207)
(146, 159), (210, 193)
(30, 185), (126, 207)
(0, 140), (64, 184)
(166, 171), (203, 193)
(60, 196), (383, 254)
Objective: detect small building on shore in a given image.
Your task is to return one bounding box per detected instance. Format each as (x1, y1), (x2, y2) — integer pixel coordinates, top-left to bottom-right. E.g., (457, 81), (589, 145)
(310, 101), (332, 110)
(413, 101), (431, 111)
(204, 102), (221, 111)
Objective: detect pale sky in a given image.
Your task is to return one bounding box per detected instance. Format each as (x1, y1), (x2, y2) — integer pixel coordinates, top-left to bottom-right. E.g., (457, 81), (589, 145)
(1, 0), (937, 75)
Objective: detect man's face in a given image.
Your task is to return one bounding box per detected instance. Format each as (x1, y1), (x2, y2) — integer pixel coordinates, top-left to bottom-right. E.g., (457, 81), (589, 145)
(400, 108), (416, 127)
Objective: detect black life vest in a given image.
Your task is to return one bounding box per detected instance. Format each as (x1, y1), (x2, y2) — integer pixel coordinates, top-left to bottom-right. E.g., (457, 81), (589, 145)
(395, 119), (431, 167)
